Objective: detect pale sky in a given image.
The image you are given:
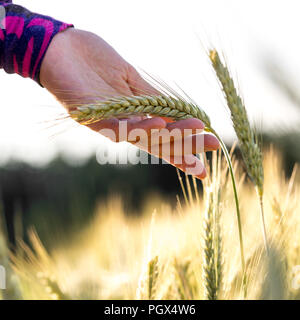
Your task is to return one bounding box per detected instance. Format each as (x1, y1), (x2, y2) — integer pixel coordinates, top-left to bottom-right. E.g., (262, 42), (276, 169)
(1, 0), (300, 166)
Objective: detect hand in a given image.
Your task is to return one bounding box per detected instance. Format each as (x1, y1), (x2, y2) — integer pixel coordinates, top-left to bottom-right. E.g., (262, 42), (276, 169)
(40, 28), (219, 178)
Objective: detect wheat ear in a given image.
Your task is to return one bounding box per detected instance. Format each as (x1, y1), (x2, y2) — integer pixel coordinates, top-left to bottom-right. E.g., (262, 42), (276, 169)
(203, 191), (218, 300)
(148, 256), (159, 300)
(202, 152), (223, 300)
(70, 95), (211, 127)
(209, 49), (268, 257)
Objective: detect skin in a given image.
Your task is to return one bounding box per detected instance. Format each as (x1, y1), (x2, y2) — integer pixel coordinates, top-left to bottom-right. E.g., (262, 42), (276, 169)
(40, 28), (219, 179)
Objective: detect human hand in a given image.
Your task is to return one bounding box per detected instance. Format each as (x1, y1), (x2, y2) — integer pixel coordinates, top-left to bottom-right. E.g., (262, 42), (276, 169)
(40, 28), (219, 178)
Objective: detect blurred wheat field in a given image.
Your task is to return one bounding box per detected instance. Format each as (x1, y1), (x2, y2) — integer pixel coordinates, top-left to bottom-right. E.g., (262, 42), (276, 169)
(1, 147), (300, 300)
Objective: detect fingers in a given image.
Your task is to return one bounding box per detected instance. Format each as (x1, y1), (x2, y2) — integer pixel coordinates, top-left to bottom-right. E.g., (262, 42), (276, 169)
(87, 112), (218, 180)
(154, 116), (175, 123)
(89, 115), (218, 157)
(148, 118), (205, 145)
(87, 117), (166, 142)
(166, 118), (205, 132)
(134, 130), (218, 179)
(126, 117), (166, 142)
(203, 133), (220, 151)
(149, 133), (219, 157)
(88, 116), (205, 146)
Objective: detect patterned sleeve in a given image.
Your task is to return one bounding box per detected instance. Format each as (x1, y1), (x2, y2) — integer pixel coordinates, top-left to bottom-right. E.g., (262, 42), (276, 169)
(0, 1), (73, 85)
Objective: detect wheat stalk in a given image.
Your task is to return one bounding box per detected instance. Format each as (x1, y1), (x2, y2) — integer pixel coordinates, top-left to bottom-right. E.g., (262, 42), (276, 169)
(174, 258), (195, 300)
(209, 50), (268, 259)
(148, 256), (159, 300)
(202, 190), (223, 300)
(203, 191), (217, 300)
(202, 151), (223, 300)
(215, 191), (223, 298)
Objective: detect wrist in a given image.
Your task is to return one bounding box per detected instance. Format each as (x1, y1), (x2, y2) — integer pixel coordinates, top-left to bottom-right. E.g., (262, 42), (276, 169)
(39, 27), (73, 88)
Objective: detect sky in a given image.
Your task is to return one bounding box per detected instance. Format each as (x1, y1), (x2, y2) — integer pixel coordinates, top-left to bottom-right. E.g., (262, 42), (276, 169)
(1, 0), (300, 166)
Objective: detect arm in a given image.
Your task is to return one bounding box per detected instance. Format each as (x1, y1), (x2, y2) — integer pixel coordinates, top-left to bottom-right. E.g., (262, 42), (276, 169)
(0, 3), (219, 178)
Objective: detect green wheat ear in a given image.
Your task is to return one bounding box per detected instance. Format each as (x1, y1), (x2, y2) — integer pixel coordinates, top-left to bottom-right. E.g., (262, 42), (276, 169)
(209, 50), (264, 194)
(70, 94), (212, 128)
(209, 49), (268, 254)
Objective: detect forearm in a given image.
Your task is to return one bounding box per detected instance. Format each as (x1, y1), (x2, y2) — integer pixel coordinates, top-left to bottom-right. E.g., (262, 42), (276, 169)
(0, 1), (73, 85)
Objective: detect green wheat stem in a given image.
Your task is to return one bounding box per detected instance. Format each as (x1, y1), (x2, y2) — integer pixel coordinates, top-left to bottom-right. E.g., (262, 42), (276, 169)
(208, 128), (247, 298)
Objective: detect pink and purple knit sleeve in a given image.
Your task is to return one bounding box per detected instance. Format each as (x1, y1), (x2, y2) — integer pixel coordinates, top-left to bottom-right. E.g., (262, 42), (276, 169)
(0, 1), (73, 85)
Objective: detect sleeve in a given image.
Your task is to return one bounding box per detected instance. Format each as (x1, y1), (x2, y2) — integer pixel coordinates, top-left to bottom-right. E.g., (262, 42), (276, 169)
(0, 1), (73, 85)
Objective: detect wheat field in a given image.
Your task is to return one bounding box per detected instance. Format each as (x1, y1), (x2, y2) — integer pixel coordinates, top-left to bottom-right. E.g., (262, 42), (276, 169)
(1, 147), (300, 300)
(1, 48), (300, 300)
